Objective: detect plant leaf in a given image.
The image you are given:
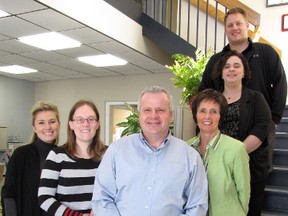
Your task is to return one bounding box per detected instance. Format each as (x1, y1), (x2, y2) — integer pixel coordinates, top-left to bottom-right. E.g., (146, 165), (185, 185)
(166, 47), (214, 106)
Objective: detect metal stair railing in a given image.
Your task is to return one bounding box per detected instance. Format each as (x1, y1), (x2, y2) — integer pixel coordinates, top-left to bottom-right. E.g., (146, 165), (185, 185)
(142, 0), (281, 57)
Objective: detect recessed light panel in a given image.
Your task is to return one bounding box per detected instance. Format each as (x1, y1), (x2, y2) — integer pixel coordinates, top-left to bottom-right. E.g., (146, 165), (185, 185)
(0, 65), (38, 74)
(0, 10), (9, 17)
(18, 32), (81, 51)
(78, 54), (127, 67)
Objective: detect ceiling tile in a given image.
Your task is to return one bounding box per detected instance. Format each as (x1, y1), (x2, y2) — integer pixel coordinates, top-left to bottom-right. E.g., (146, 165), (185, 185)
(0, 54), (39, 65)
(0, 49), (10, 56)
(23, 71), (68, 81)
(0, 34), (10, 41)
(132, 60), (167, 70)
(60, 27), (112, 45)
(19, 9), (84, 32)
(90, 40), (135, 55)
(120, 51), (154, 62)
(108, 63), (152, 75)
(0, 16), (47, 38)
(19, 50), (72, 62)
(0, 39), (41, 54)
(45, 69), (92, 79)
(49, 59), (121, 76)
(0, 0), (46, 14)
(55, 45), (103, 58)
(0, 0), (169, 82)
(24, 62), (67, 72)
(76, 67), (120, 77)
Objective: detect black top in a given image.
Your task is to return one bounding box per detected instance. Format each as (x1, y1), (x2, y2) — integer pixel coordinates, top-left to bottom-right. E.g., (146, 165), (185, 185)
(1, 137), (56, 216)
(221, 99), (241, 140)
(221, 87), (272, 182)
(199, 38), (287, 124)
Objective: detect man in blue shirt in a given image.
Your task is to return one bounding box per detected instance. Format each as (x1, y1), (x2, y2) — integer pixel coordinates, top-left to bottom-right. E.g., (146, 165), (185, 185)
(91, 86), (208, 216)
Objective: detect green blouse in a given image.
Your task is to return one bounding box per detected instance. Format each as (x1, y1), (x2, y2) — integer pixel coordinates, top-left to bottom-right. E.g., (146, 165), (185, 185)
(187, 132), (250, 216)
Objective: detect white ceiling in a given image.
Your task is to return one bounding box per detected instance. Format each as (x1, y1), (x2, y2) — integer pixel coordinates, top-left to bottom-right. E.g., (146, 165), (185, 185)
(0, 0), (170, 82)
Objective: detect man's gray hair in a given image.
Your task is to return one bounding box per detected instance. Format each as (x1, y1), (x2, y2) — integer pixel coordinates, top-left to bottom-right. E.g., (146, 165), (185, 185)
(137, 86), (174, 111)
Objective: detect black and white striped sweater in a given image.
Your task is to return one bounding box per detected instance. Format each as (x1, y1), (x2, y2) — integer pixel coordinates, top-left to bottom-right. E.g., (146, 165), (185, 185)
(38, 146), (100, 216)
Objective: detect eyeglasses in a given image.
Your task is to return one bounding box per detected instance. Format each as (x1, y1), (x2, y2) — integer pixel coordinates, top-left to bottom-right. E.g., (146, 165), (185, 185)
(73, 116), (97, 124)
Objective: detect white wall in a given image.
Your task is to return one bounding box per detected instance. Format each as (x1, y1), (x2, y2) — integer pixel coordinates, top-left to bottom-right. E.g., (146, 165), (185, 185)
(239, 0), (288, 103)
(0, 76), (35, 143)
(34, 73), (181, 145)
(239, 0), (288, 73)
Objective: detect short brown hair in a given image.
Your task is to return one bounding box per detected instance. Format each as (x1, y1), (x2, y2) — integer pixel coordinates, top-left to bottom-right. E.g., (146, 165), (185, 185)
(212, 50), (251, 90)
(224, 7), (247, 25)
(192, 89), (228, 125)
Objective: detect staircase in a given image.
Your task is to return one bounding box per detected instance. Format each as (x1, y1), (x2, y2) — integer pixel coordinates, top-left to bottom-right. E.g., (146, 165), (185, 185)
(262, 106), (288, 216)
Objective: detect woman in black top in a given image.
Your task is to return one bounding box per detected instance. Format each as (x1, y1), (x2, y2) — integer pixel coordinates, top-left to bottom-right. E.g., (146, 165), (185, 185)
(1, 101), (60, 216)
(213, 50), (271, 216)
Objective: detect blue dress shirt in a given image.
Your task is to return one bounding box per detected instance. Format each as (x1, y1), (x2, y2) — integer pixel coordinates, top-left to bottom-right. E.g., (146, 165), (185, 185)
(92, 132), (208, 216)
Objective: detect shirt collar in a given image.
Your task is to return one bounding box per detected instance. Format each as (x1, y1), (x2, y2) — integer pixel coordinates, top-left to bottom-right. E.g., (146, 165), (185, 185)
(190, 131), (222, 151)
(139, 131), (171, 150)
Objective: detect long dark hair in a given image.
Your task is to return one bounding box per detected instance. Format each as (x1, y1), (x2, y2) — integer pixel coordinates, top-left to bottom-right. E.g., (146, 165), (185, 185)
(212, 50), (251, 91)
(64, 100), (106, 161)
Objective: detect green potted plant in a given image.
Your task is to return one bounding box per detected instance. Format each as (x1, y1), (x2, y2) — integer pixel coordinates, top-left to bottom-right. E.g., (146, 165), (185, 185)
(166, 48), (214, 107)
(116, 103), (141, 137)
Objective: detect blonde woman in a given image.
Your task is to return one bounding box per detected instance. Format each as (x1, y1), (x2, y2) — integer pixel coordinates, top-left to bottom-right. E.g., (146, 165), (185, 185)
(2, 101), (60, 216)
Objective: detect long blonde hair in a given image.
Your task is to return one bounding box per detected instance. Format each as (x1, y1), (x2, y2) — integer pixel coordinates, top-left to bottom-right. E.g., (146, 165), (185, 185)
(29, 101), (60, 144)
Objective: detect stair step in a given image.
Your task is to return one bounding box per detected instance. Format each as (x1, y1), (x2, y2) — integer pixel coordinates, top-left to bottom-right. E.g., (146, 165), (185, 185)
(267, 166), (288, 187)
(276, 117), (288, 132)
(262, 108), (288, 216)
(275, 134), (288, 149)
(273, 149), (288, 166)
(275, 133), (288, 149)
(263, 186), (288, 212)
(262, 210), (288, 216)
(282, 106), (288, 117)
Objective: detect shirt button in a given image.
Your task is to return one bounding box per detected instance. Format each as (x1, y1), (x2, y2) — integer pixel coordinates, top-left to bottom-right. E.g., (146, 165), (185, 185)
(145, 205), (149, 209)
(147, 186), (152, 190)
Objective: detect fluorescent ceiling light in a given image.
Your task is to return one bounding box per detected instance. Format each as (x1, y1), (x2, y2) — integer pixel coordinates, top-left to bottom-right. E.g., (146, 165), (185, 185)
(78, 54), (128, 67)
(18, 32), (81, 51)
(0, 10), (9, 17)
(0, 65), (38, 74)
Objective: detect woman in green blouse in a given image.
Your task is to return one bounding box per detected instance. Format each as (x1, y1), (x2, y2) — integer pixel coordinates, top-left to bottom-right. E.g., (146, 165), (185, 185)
(187, 89), (250, 216)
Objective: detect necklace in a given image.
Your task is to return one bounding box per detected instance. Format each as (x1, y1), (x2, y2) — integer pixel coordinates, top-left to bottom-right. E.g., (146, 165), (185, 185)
(224, 90), (241, 100)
